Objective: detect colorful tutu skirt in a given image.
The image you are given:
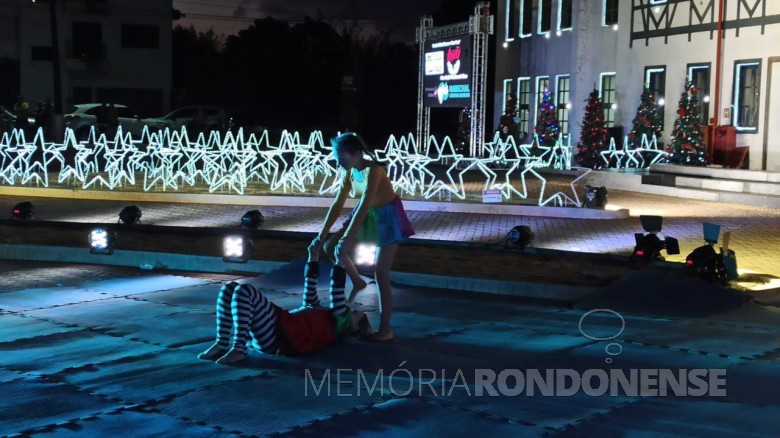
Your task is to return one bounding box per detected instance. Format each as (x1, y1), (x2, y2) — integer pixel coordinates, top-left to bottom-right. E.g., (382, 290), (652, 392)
(345, 196), (415, 246)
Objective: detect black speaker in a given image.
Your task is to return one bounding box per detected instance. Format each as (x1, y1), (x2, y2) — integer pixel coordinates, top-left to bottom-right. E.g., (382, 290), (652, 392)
(11, 201), (35, 219)
(241, 210), (264, 229)
(118, 205), (142, 224)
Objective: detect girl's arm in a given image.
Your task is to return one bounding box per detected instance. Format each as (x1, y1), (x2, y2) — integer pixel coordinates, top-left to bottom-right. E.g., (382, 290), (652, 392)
(342, 165), (383, 241)
(317, 172), (352, 240)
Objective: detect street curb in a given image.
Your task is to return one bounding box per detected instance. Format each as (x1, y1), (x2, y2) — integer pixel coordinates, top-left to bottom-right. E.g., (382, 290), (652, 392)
(0, 243), (595, 302)
(0, 186), (629, 219)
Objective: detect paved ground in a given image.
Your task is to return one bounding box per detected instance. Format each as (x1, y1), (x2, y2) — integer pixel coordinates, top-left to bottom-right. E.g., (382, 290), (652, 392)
(2, 258), (780, 437)
(1, 188), (779, 276)
(2, 181), (780, 436)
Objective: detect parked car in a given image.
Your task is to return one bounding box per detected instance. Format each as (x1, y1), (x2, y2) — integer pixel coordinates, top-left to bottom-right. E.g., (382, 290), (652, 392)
(64, 103), (170, 140)
(158, 105), (228, 134)
(0, 105), (36, 133)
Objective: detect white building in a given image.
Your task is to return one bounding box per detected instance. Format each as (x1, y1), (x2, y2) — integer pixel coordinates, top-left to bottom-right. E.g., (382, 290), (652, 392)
(493, 0), (780, 171)
(0, 0), (172, 119)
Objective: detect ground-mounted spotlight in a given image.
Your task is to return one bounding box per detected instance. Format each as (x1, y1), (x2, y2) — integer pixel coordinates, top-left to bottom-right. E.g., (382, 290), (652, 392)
(89, 228), (116, 255)
(685, 223), (738, 283)
(240, 210), (264, 229)
(583, 185), (608, 209)
(354, 243), (377, 267)
(223, 235), (252, 263)
(506, 225), (534, 250)
(118, 205), (142, 224)
(11, 201), (35, 220)
(630, 215), (680, 261)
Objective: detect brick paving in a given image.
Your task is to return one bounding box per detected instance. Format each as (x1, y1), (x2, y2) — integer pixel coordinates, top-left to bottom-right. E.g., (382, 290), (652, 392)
(2, 188), (778, 276)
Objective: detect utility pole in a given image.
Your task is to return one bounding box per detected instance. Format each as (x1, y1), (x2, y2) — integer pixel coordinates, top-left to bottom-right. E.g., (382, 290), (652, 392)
(33, 0), (63, 114)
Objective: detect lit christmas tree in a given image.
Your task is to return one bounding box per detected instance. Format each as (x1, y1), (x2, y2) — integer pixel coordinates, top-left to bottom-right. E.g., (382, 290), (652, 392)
(534, 88), (560, 147)
(628, 86), (664, 150)
(497, 93), (520, 143)
(668, 79), (707, 165)
(575, 89), (608, 169)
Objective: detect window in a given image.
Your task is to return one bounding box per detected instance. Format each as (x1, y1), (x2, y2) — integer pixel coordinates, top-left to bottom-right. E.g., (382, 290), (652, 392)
(506, 0), (518, 41)
(506, 1), (517, 41)
(31, 46), (53, 61)
(688, 64), (711, 125)
(122, 24), (159, 49)
(733, 60), (761, 132)
(556, 75), (570, 136)
(518, 78), (531, 137)
(604, 0), (619, 26)
(536, 76), (550, 128)
(521, 0), (534, 37)
(600, 73), (616, 127)
(645, 67), (666, 130)
(559, 0), (573, 30)
(539, 0), (552, 34)
(503, 79), (515, 114)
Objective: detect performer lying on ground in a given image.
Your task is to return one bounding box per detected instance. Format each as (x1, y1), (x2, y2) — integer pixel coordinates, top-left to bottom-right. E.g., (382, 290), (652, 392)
(198, 245), (373, 364)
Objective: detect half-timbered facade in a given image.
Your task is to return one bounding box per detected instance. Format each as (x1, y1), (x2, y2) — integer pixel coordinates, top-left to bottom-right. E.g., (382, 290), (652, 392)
(494, 0), (780, 171)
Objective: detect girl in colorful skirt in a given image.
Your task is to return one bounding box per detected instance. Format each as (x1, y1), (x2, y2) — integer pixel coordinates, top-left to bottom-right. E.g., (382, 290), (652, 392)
(311, 132), (415, 342)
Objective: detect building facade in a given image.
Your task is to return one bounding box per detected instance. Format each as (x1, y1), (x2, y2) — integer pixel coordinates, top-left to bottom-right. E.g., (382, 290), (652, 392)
(1, 0), (172, 119)
(494, 0), (780, 171)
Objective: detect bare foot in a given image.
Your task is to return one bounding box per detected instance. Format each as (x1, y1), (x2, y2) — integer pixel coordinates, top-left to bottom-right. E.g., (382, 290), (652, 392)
(346, 279), (368, 303)
(197, 343), (226, 360)
(368, 330), (394, 342)
(215, 349), (248, 364)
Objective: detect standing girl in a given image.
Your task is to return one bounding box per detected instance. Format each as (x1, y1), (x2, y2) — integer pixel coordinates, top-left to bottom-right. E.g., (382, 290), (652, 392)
(310, 132), (414, 341)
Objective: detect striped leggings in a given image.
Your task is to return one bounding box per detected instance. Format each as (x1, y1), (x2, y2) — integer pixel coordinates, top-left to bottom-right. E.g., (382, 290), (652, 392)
(211, 262), (346, 354)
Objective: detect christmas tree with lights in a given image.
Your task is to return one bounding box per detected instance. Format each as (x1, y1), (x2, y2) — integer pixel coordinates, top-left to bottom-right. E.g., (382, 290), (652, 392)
(668, 79), (707, 165)
(576, 89), (608, 169)
(534, 88), (560, 147)
(628, 86), (664, 150)
(497, 93), (520, 142)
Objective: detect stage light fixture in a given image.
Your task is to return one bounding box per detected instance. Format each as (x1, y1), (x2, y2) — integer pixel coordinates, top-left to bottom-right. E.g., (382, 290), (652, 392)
(89, 228), (116, 255)
(630, 215), (680, 261)
(223, 235), (251, 263)
(11, 201), (35, 220)
(583, 185), (608, 209)
(118, 205), (142, 224)
(355, 244), (377, 266)
(686, 223), (738, 283)
(506, 225), (534, 250)
(241, 210), (264, 229)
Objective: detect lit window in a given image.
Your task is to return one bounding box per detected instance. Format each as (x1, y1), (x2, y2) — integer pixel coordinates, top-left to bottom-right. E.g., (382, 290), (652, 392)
(518, 78), (531, 138)
(645, 67), (666, 130)
(604, 0), (619, 26)
(733, 61), (761, 132)
(556, 75), (570, 136)
(600, 73), (616, 127)
(559, 0), (573, 30)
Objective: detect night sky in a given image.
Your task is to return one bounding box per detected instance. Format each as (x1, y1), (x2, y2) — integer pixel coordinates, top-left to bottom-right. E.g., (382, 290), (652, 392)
(172, 0), (447, 43)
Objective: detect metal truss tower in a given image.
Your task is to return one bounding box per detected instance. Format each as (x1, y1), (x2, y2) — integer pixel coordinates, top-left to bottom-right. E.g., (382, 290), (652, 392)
(416, 2), (493, 157)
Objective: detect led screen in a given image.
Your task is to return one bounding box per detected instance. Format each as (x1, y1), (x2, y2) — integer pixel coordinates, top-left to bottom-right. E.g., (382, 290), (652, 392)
(423, 35), (473, 108)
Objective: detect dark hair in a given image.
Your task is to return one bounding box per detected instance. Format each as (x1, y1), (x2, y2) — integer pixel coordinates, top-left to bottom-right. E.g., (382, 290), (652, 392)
(332, 132), (377, 162)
